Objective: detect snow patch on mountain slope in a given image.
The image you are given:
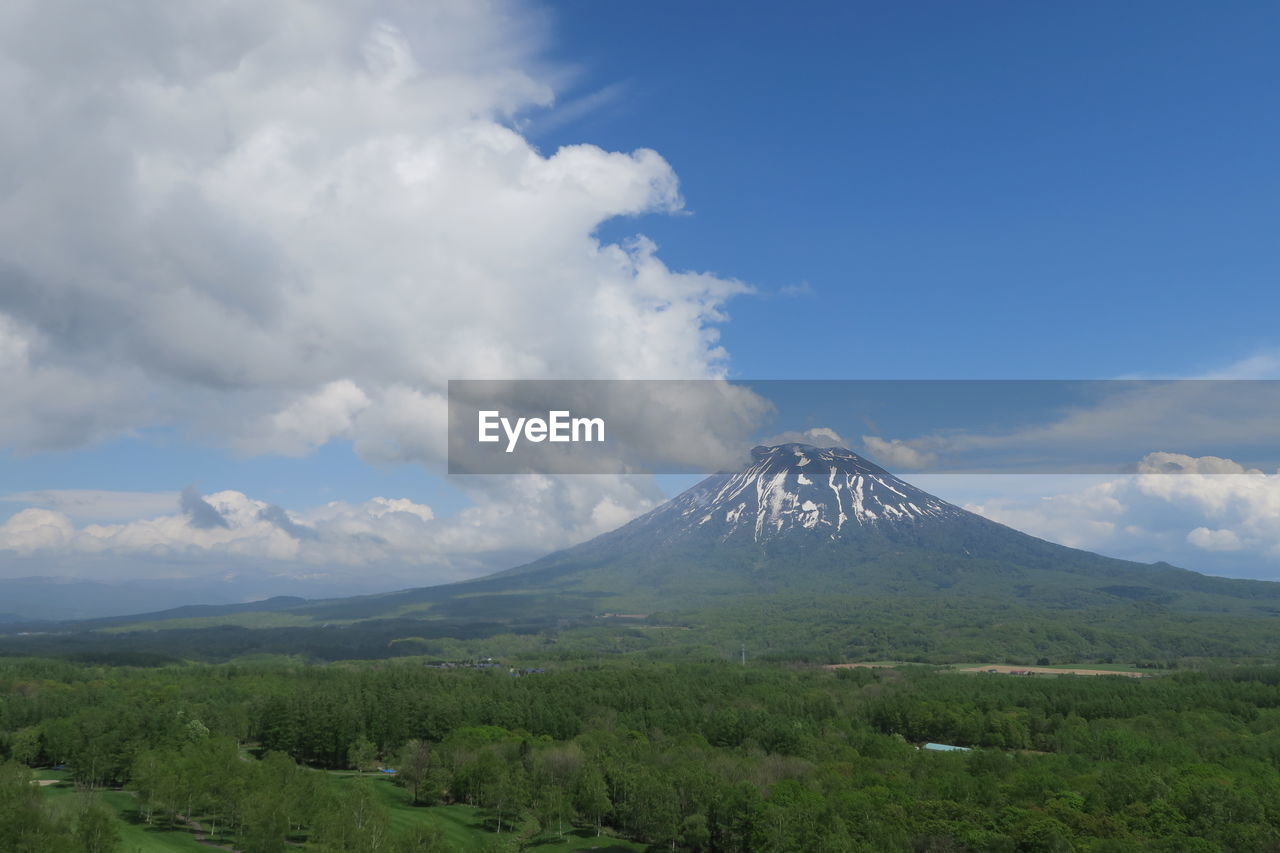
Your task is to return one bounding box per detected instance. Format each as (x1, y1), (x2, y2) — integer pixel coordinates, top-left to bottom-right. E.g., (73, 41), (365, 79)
(629, 443), (966, 544)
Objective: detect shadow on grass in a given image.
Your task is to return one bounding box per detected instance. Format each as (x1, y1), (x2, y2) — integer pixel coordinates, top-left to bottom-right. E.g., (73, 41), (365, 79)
(116, 808), (151, 827)
(528, 826), (649, 852)
(469, 814), (647, 851)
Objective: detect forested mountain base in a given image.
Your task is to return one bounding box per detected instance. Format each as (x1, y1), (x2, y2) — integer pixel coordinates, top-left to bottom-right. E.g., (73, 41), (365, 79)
(3, 658), (1280, 851)
(8, 591), (1280, 669)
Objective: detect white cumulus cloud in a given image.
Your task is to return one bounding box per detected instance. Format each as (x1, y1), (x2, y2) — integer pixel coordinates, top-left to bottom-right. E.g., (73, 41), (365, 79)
(0, 480), (661, 585)
(0, 0), (746, 462)
(956, 452), (1280, 578)
(0, 0), (758, 584)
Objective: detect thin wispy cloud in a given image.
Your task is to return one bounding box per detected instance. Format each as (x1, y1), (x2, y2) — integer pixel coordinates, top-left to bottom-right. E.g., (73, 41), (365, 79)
(524, 82), (630, 137)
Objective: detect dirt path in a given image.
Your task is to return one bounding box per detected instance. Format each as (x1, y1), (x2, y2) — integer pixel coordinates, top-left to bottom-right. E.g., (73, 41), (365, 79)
(176, 815), (241, 852)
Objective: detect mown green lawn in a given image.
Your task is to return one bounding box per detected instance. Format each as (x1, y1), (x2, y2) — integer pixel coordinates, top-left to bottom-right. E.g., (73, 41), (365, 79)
(40, 781), (208, 852)
(329, 772), (492, 850)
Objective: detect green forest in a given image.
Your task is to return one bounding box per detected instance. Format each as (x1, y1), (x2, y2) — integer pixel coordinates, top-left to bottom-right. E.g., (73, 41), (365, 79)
(4, 656), (1280, 852)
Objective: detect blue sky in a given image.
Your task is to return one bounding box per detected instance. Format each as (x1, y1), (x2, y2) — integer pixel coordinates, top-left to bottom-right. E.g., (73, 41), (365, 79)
(1, 0), (1278, 597)
(542, 1), (1279, 380)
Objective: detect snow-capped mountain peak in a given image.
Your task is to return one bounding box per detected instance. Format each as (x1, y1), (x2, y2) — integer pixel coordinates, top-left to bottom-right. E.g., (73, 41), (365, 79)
(622, 443), (966, 545)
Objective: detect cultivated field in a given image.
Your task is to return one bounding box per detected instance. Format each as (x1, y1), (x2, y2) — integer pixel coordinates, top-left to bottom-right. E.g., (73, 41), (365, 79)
(956, 664), (1147, 677)
(823, 661), (1150, 677)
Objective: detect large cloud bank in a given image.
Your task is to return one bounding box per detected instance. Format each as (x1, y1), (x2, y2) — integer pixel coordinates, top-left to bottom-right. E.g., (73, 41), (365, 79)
(0, 477), (663, 583)
(0, 0), (750, 584)
(0, 0), (744, 461)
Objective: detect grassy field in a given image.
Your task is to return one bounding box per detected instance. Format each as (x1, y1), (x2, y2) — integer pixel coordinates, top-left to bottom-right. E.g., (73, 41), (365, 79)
(39, 777), (208, 852)
(38, 767), (646, 852)
(99, 611), (323, 633)
(329, 772), (647, 852)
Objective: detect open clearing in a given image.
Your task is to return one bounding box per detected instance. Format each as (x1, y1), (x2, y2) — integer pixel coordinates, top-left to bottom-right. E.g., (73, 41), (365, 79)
(823, 661), (1150, 677)
(955, 664), (1147, 677)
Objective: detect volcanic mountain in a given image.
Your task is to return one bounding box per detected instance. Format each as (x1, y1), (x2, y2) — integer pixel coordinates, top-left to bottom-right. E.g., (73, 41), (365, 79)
(292, 443), (1280, 626)
(14, 443), (1280, 663)
(576, 443), (971, 548)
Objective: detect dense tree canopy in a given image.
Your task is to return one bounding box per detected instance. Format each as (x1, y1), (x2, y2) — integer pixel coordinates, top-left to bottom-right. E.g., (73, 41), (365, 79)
(3, 657), (1280, 850)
